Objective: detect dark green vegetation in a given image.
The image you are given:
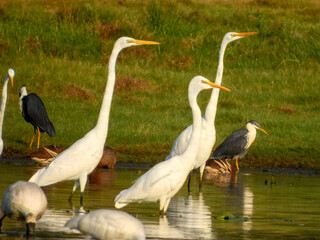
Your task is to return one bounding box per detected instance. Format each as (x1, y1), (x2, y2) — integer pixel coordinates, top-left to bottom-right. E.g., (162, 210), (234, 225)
(0, 0), (319, 169)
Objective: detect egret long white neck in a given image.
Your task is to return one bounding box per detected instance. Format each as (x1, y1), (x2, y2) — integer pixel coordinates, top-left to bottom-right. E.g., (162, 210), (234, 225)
(0, 76), (9, 139)
(95, 44), (121, 140)
(204, 40), (229, 123)
(181, 88), (202, 169)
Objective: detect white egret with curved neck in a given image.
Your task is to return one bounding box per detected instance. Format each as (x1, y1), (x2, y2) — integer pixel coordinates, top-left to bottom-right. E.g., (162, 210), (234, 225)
(165, 32), (258, 193)
(29, 37), (159, 206)
(115, 76), (230, 215)
(0, 69), (14, 156)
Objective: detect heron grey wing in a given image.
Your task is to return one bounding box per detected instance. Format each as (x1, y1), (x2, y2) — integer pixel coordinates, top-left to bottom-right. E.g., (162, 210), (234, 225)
(212, 129), (248, 159)
(23, 94), (55, 136)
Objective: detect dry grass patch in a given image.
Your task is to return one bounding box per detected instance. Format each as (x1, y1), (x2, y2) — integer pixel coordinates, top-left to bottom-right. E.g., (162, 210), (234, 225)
(62, 83), (95, 100)
(115, 76), (158, 93)
(95, 22), (122, 40)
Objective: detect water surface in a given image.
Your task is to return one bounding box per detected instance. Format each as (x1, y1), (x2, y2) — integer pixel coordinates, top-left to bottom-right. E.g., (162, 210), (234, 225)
(0, 160), (319, 239)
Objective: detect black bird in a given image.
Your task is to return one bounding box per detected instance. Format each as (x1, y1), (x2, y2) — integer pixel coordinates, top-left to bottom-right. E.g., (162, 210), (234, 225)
(210, 120), (268, 173)
(19, 86), (56, 149)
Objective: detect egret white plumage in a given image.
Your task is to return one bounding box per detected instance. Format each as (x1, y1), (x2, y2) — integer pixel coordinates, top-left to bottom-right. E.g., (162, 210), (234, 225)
(115, 76), (230, 215)
(65, 209), (145, 240)
(210, 120), (268, 173)
(0, 69), (14, 156)
(29, 37), (159, 206)
(165, 32), (258, 193)
(0, 181), (47, 236)
(19, 86), (56, 149)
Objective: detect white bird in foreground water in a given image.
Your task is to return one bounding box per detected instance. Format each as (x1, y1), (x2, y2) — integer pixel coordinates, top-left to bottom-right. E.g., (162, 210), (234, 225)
(29, 37), (159, 206)
(65, 209), (145, 240)
(0, 181), (47, 236)
(0, 69), (15, 156)
(115, 76), (230, 215)
(165, 32), (258, 193)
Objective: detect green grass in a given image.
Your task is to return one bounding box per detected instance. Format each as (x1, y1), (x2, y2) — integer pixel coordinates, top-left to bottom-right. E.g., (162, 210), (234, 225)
(0, 0), (319, 169)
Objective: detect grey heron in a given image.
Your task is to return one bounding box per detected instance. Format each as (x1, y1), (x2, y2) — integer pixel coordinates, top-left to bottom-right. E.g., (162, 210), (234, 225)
(210, 120), (268, 173)
(19, 86), (56, 149)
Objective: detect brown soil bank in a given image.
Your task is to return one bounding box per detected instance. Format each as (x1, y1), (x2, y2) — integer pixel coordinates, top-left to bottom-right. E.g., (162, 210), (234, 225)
(3, 146), (318, 171)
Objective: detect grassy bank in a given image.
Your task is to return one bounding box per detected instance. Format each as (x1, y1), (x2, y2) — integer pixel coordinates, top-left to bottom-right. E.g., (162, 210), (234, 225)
(0, 0), (319, 169)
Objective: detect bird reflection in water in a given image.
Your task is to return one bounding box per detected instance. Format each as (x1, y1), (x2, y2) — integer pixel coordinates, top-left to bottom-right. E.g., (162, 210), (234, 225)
(204, 168), (254, 237)
(88, 169), (116, 186)
(150, 194), (215, 239)
(36, 208), (86, 236)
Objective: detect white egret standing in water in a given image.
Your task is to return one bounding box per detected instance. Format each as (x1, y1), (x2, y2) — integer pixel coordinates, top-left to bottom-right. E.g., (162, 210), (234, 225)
(115, 76), (231, 215)
(165, 32), (258, 192)
(29, 37), (160, 206)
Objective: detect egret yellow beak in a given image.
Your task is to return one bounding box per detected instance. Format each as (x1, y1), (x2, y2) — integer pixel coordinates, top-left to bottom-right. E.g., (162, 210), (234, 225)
(258, 127), (268, 135)
(235, 32), (258, 37)
(9, 75), (14, 87)
(202, 80), (231, 92)
(129, 39), (160, 45)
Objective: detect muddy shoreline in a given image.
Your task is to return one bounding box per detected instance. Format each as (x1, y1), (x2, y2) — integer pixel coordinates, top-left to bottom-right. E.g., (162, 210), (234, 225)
(1, 157), (319, 175)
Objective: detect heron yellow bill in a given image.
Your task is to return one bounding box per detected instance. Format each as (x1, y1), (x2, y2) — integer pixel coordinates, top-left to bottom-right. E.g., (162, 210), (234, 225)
(130, 39), (160, 45)
(235, 32), (258, 37)
(258, 127), (268, 135)
(9, 75), (14, 87)
(202, 80), (231, 92)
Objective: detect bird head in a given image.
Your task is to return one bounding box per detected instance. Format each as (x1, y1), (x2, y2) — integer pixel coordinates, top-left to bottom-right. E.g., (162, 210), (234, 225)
(19, 86), (28, 99)
(247, 120), (268, 135)
(115, 37), (160, 50)
(224, 32), (258, 43)
(7, 69), (15, 87)
(190, 76), (231, 96)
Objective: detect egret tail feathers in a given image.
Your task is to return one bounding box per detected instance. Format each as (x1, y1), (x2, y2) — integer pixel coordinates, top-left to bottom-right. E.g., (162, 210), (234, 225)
(28, 169), (43, 184)
(28, 168), (57, 187)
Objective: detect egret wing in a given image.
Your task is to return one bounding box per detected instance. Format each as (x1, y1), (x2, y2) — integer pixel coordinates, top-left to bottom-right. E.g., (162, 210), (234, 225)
(165, 124), (192, 160)
(116, 160), (184, 203)
(29, 131), (102, 186)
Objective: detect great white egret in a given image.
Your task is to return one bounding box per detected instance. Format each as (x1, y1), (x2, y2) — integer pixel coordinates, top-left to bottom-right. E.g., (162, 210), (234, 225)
(19, 86), (56, 149)
(65, 209), (145, 240)
(115, 76), (230, 215)
(0, 69), (14, 156)
(29, 37), (159, 206)
(0, 181), (47, 236)
(165, 32), (258, 192)
(210, 120), (268, 172)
